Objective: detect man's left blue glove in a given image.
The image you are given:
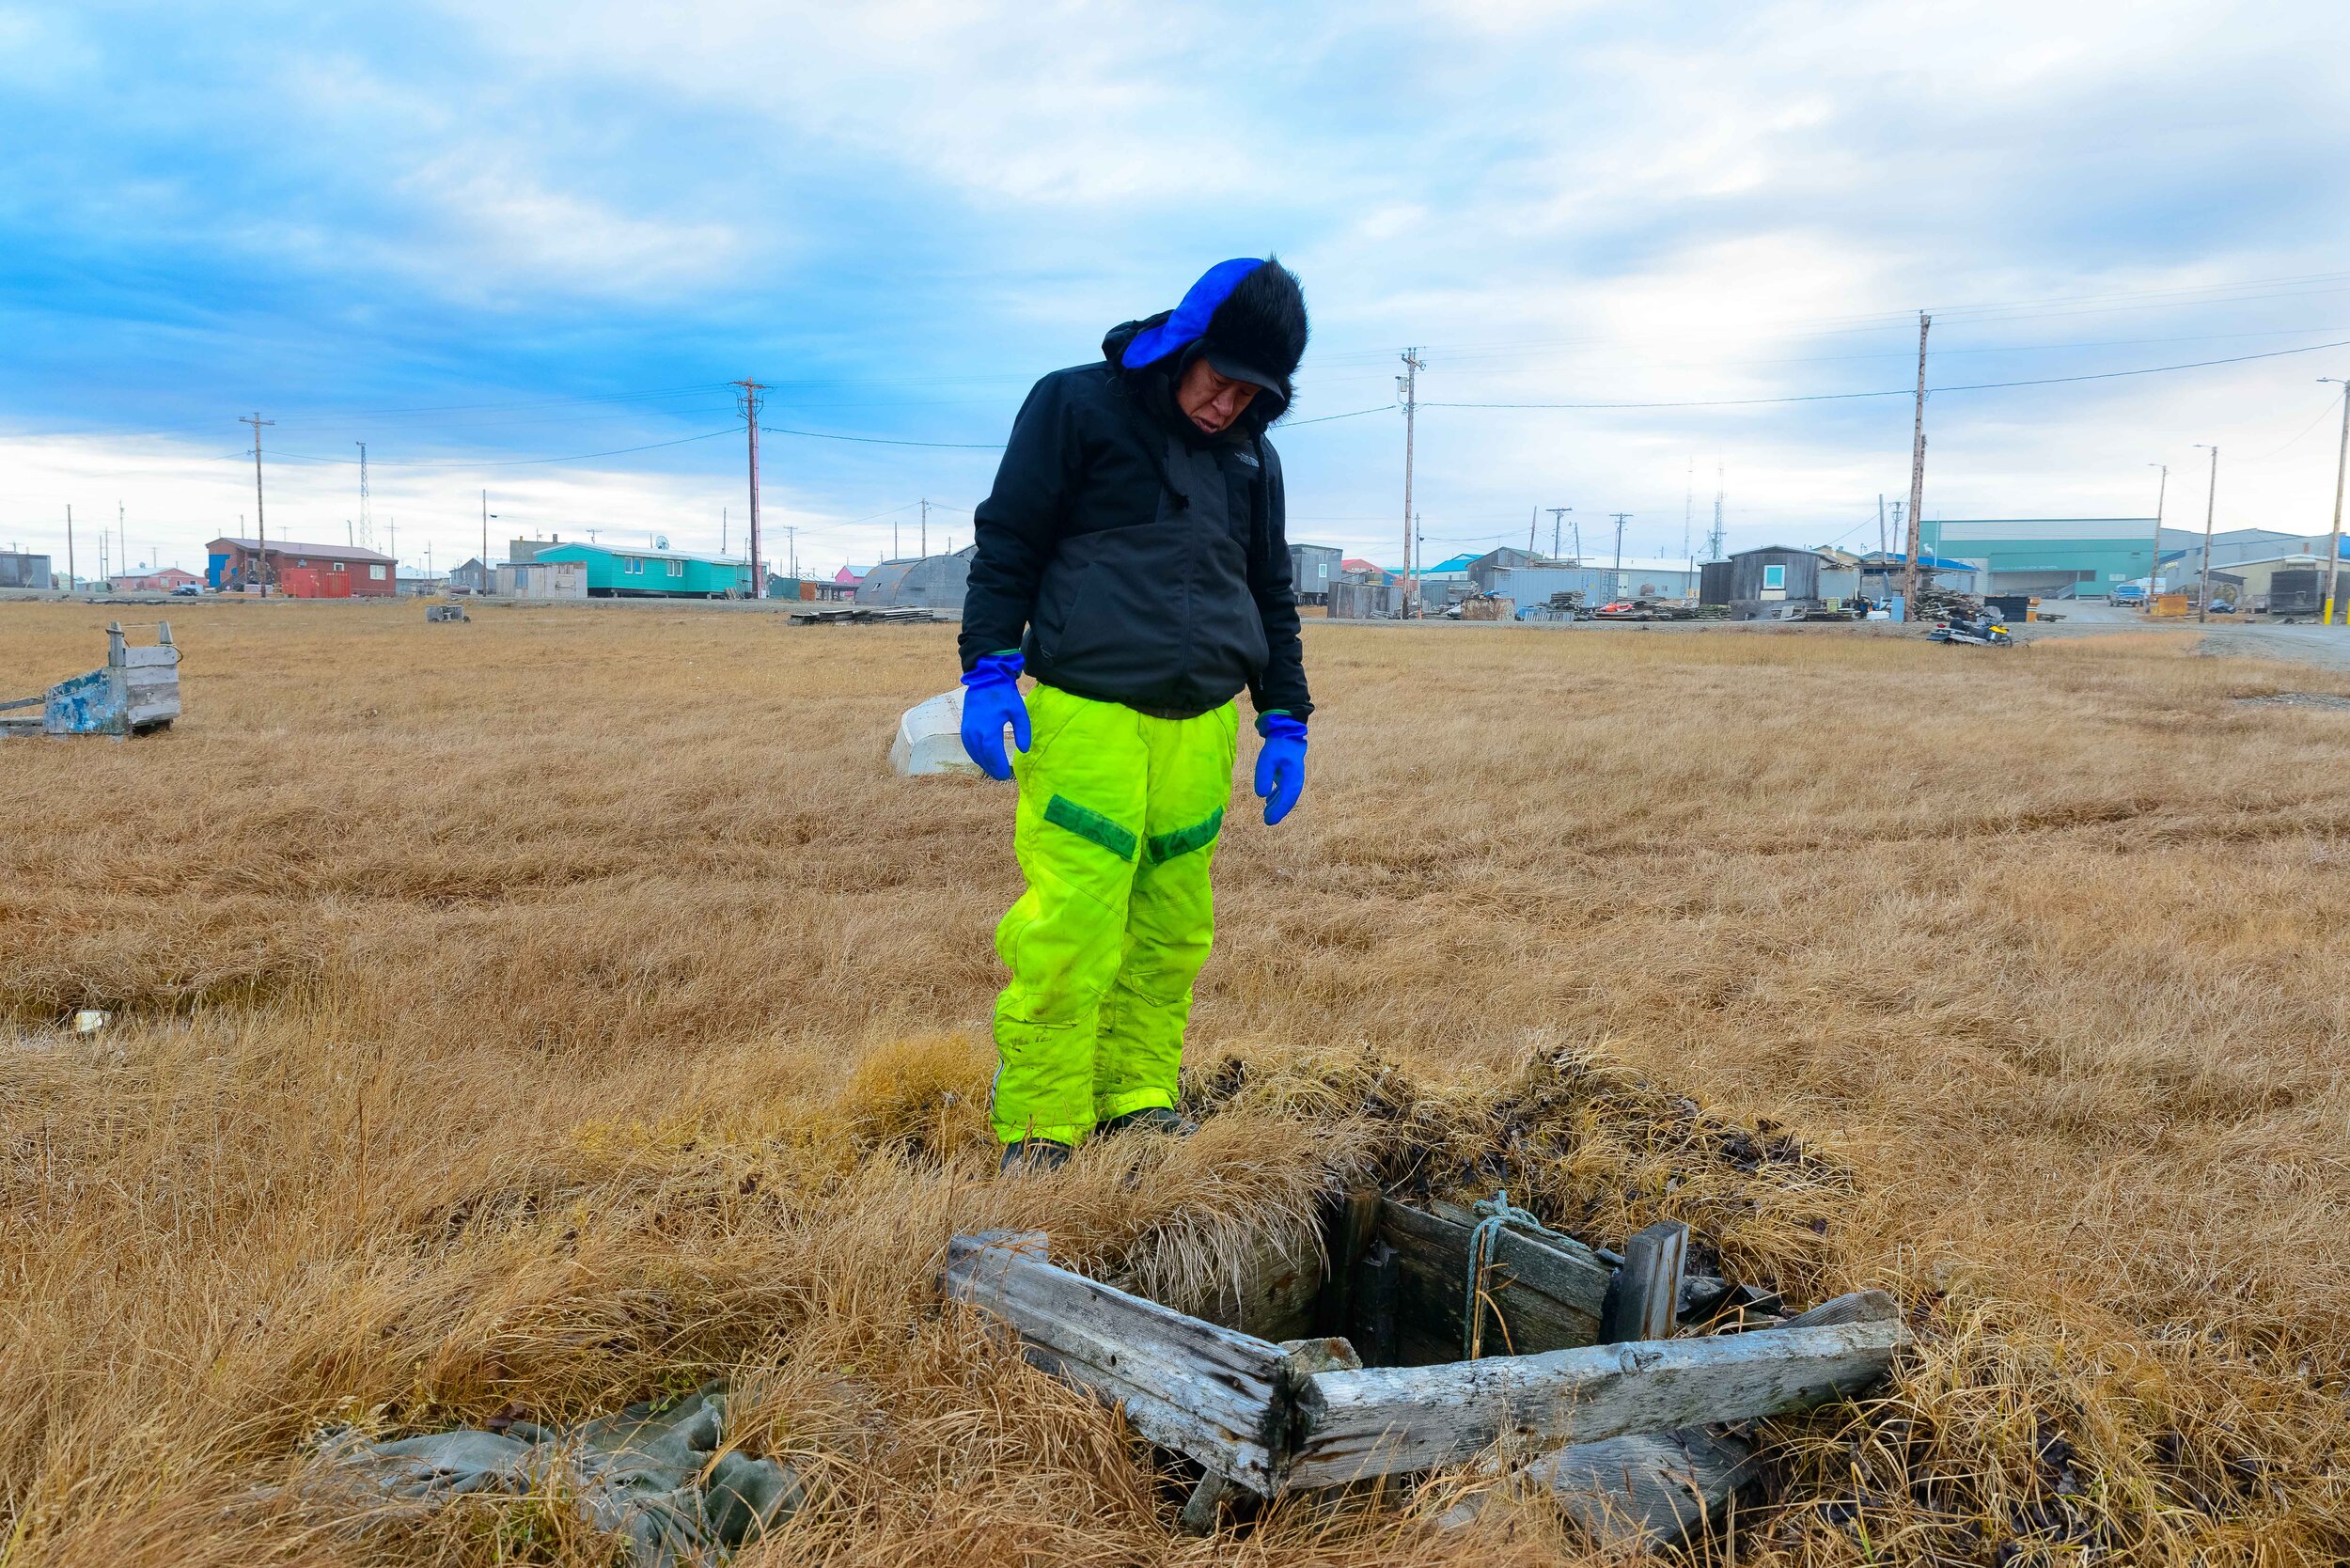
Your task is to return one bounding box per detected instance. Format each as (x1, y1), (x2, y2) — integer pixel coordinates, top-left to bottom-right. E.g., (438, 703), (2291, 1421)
(959, 651), (1030, 780)
(1253, 712), (1308, 825)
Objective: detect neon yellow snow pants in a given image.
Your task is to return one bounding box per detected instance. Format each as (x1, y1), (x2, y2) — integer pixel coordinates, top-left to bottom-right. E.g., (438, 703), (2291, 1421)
(990, 683), (1239, 1147)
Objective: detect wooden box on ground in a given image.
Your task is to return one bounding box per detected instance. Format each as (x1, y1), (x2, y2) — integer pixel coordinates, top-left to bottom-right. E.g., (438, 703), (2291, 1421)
(941, 1192), (1904, 1533)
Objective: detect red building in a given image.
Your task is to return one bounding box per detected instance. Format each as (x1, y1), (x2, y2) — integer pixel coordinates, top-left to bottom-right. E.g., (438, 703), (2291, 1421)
(206, 538), (397, 596)
(109, 567), (201, 593)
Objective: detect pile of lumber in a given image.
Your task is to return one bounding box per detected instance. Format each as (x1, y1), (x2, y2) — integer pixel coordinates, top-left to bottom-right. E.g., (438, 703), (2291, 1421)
(942, 1191), (1904, 1548)
(789, 605), (948, 625)
(1910, 584), (1984, 620)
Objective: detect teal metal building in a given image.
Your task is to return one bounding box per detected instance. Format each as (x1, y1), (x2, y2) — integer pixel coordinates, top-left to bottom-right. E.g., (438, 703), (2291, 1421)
(1915, 519), (2186, 599)
(531, 544), (749, 599)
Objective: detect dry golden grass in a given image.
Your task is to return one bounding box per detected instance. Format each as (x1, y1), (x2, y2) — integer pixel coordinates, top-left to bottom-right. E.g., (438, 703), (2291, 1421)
(5, 599), (2350, 1566)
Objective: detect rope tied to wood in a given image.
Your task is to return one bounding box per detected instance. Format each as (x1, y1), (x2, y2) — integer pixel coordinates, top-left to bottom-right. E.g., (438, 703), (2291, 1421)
(1464, 1189), (1551, 1360)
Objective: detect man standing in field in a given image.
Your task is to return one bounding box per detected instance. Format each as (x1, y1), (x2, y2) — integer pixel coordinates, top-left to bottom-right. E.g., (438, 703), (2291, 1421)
(958, 257), (1314, 1173)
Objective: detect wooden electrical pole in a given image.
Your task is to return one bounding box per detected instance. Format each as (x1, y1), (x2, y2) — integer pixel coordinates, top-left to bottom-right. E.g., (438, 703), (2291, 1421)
(1609, 512), (1633, 600)
(1901, 313), (1931, 611)
(1399, 349), (1423, 618)
(241, 412), (274, 594)
(2195, 445), (2219, 623)
(64, 505), (73, 594)
(2144, 464), (2168, 610)
(2322, 380), (2350, 626)
(731, 378), (766, 599)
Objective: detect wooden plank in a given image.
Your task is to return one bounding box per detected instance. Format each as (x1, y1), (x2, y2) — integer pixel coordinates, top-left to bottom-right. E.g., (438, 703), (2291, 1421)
(1287, 1317), (1902, 1487)
(1599, 1221), (1687, 1343)
(942, 1232), (1292, 1493)
(1356, 1239), (1399, 1366)
(1184, 1228), (1324, 1344)
(1438, 1426), (1757, 1545)
(1311, 1187), (1382, 1340)
(1381, 1200), (1609, 1360)
(1780, 1288), (1900, 1330)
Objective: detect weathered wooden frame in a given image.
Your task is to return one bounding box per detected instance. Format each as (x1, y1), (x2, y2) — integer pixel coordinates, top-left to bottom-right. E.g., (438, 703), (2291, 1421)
(941, 1215), (1903, 1501)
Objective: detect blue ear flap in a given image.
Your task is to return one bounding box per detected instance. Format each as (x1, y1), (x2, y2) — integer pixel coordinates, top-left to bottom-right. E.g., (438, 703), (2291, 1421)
(1120, 259), (1266, 369)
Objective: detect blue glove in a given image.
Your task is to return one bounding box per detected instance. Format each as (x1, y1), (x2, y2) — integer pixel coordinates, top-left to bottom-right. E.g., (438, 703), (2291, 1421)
(959, 651), (1030, 780)
(1253, 712), (1308, 825)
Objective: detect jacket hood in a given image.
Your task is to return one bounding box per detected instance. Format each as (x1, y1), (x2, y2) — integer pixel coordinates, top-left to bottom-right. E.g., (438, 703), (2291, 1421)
(1104, 257), (1308, 424)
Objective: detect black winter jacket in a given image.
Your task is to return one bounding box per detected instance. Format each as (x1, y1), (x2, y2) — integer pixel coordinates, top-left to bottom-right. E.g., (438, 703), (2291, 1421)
(958, 321), (1313, 721)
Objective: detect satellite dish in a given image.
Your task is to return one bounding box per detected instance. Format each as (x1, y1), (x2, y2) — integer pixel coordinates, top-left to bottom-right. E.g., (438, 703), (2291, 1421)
(653, 533), (669, 550)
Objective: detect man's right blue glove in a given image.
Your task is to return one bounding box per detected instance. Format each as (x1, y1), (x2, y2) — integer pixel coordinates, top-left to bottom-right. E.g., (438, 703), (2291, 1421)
(959, 651), (1030, 780)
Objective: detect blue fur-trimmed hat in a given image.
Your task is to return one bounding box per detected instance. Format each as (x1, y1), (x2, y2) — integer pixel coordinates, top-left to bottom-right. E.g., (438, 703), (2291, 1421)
(1120, 257), (1308, 416)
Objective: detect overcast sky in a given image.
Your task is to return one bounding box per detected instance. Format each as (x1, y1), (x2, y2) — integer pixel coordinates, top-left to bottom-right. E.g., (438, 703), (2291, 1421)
(3, 0), (2347, 576)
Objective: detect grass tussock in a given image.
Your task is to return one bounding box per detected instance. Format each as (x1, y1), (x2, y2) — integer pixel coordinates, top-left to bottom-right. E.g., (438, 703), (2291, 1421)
(6, 601), (2350, 1564)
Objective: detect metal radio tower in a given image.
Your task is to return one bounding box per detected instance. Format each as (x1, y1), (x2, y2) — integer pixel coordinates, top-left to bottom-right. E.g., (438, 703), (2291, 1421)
(355, 442), (372, 548)
(1706, 462), (1726, 560)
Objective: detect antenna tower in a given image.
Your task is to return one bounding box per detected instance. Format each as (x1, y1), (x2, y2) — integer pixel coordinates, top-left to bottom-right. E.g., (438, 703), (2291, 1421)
(356, 442), (371, 548)
(1682, 460), (1693, 562)
(1706, 462), (1726, 560)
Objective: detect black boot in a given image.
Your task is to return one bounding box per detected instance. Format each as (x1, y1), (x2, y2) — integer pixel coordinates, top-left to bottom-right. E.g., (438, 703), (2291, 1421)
(998, 1137), (1074, 1175)
(1096, 1106), (1197, 1138)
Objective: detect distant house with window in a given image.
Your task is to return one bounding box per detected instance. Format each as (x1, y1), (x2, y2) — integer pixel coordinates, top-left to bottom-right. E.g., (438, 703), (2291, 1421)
(1704, 545), (1855, 620)
(206, 538), (397, 596)
(109, 566), (201, 593)
(530, 543), (750, 599)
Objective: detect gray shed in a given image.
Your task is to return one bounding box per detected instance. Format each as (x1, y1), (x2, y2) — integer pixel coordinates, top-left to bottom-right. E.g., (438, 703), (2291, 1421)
(1725, 546), (1827, 619)
(857, 546), (975, 611)
(1288, 543), (1341, 604)
(1, 551), (55, 590)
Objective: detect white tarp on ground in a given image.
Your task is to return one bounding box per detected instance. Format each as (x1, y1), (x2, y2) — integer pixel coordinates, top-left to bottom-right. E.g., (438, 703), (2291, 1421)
(890, 688), (981, 776)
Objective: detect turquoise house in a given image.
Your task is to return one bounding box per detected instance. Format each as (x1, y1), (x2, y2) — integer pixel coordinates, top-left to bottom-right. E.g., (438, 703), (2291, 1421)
(531, 544), (750, 599)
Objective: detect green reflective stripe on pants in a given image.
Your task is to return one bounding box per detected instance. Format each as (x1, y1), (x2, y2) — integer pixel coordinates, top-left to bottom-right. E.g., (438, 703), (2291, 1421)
(1043, 793), (1138, 861)
(990, 684), (1239, 1148)
(1146, 806), (1224, 864)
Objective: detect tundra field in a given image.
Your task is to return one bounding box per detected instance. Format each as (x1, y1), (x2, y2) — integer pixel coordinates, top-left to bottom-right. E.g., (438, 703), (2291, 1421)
(5, 600), (2350, 1567)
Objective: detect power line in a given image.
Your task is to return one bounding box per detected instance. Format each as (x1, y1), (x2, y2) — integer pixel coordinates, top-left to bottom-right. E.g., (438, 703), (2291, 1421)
(760, 424), (1005, 450)
(252, 427), (741, 467)
(1422, 337), (2350, 411)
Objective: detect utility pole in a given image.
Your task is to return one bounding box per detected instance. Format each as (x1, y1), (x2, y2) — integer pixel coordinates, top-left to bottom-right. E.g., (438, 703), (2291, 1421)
(1877, 494), (1888, 558)
(1609, 513), (1633, 600)
(2144, 464), (2168, 608)
(2195, 444), (2219, 623)
(1548, 507), (1572, 560)
(1528, 507), (1538, 554)
(1902, 312), (1932, 611)
(921, 497), (930, 557)
(1399, 349), (1423, 617)
(2321, 379), (2350, 626)
(785, 525), (797, 584)
(118, 502), (127, 577)
(730, 378), (766, 599)
(64, 505), (73, 593)
(722, 507), (728, 557)
(242, 412), (274, 594)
